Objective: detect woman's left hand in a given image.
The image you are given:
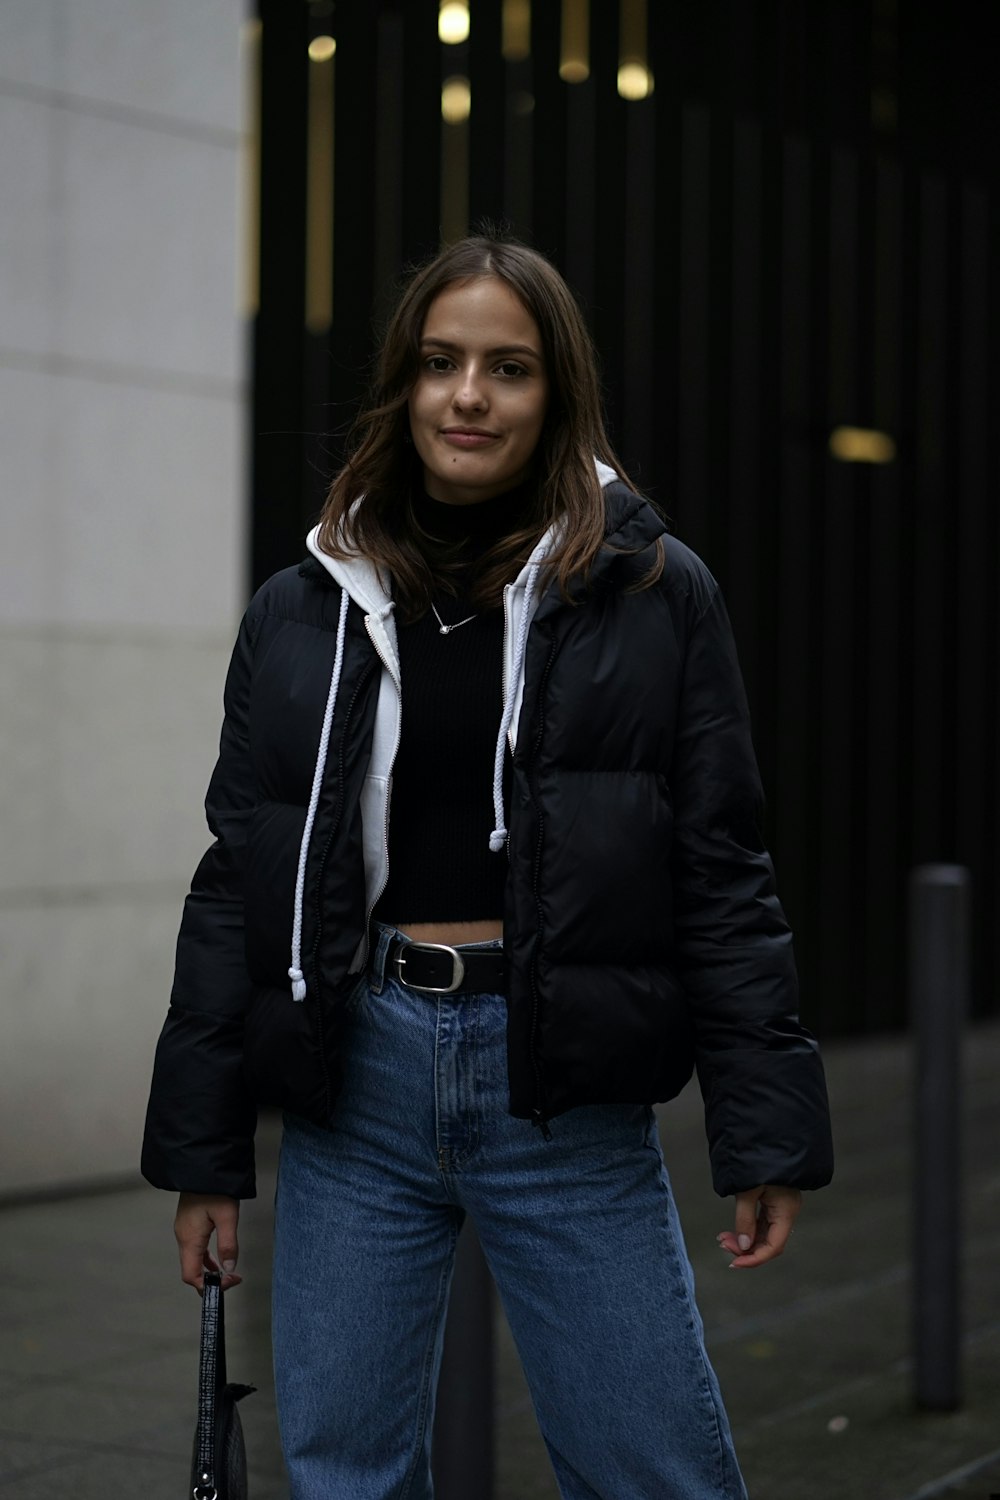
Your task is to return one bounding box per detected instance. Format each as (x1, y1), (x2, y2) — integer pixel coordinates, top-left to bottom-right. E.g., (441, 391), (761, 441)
(717, 1184), (802, 1269)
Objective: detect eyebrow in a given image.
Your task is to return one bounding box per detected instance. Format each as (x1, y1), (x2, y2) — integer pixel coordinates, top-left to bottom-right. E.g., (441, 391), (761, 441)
(419, 337), (542, 360)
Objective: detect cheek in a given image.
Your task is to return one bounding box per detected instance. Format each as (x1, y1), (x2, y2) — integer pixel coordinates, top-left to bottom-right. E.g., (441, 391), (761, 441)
(409, 378), (440, 423)
(525, 397), (548, 446)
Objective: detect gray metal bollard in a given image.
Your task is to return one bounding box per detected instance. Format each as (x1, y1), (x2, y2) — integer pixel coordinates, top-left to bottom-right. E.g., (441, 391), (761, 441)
(432, 1224), (495, 1499)
(909, 863), (969, 1412)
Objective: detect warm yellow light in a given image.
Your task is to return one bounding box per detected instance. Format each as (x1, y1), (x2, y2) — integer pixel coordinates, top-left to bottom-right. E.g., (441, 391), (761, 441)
(308, 34), (336, 62)
(617, 62), (653, 100)
(439, 2), (470, 44)
(441, 75), (472, 123)
(561, 0), (589, 83)
(502, 0), (531, 59)
(829, 426), (897, 464)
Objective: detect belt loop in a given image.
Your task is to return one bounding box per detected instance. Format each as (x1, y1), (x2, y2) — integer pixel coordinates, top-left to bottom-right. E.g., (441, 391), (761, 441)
(369, 924), (395, 995)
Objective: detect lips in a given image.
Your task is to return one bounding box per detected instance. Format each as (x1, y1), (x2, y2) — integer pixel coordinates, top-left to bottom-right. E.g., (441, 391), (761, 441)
(440, 427), (500, 448)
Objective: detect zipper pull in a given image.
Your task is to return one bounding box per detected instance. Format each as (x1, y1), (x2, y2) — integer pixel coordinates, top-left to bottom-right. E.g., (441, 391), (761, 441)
(532, 1109), (553, 1142)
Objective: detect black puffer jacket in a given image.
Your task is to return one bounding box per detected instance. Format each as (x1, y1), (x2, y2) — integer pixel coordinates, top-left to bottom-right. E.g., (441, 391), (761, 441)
(142, 485), (833, 1201)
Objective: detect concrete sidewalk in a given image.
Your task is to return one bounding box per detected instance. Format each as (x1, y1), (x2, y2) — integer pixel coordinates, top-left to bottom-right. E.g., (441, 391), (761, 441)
(1, 1023), (998, 1499)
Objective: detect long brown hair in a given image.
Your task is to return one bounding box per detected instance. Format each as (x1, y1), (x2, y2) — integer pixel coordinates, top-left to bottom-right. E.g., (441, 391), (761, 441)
(316, 234), (662, 620)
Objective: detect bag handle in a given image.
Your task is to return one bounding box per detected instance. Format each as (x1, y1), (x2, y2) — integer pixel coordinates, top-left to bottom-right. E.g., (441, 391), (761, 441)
(192, 1270), (225, 1500)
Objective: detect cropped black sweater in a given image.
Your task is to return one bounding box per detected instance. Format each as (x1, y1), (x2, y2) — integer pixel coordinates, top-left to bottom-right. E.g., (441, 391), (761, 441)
(373, 487), (531, 924)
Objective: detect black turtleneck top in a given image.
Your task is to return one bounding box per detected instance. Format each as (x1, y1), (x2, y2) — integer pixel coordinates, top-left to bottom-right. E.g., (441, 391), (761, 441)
(374, 485), (534, 925)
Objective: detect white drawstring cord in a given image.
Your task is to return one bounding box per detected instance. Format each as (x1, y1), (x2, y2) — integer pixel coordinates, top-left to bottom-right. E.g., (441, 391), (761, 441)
(288, 586), (351, 1001)
(489, 562), (540, 852)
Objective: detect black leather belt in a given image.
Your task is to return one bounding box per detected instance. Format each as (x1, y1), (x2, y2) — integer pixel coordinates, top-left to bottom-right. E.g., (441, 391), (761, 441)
(384, 937), (506, 996)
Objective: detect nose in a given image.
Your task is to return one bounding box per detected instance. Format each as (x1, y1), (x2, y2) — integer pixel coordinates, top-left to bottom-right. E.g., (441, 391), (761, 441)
(452, 362), (487, 411)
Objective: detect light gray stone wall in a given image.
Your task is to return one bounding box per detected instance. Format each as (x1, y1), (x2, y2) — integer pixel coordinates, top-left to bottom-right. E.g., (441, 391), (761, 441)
(0, 0), (249, 1193)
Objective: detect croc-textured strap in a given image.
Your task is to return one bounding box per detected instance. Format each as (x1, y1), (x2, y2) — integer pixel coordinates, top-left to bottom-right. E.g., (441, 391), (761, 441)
(193, 1271), (223, 1500)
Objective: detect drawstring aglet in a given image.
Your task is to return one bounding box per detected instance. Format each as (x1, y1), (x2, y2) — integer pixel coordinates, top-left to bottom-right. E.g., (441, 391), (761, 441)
(488, 827), (507, 853)
(288, 967), (307, 1002)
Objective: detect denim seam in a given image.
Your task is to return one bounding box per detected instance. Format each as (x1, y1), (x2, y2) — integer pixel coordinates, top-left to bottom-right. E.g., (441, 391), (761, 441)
(644, 1131), (735, 1498)
(396, 1217), (460, 1500)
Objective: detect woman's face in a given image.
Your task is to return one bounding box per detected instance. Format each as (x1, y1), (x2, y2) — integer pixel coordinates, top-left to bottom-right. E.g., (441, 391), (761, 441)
(407, 276), (550, 505)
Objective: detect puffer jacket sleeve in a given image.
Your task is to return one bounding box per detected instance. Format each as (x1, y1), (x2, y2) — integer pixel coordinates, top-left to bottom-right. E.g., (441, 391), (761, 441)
(669, 575), (834, 1197)
(141, 605), (262, 1200)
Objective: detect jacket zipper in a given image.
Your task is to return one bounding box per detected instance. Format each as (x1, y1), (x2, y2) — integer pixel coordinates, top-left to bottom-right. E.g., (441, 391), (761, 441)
(526, 634), (559, 1140)
(308, 655), (378, 1115)
(359, 618), (403, 960)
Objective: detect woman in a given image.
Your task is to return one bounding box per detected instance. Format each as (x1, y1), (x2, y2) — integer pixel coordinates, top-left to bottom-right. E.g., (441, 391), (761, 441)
(143, 234), (833, 1500)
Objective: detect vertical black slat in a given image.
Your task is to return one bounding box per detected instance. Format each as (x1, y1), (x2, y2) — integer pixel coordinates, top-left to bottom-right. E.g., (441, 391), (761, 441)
(468, 0), (504, 230)
(705, 99), (734, 589)
(824, 0), (874, 151)
(502, 57), (533, 237)
(864, 153), (905, 1029)
(910, 174), (950, 864)
(589, 0), (628, 460)
(802, 2), (829, 148)
(848, 144), (876, 1019)
(990, 192), (1000, 1021)
(302, 42), (336, 527)
(401, 0), (444, 265)
(440, 111), (471, 244)
(771, 0), (809, 138)
(891, 165), (919, 930)
(897, 0), (954, 178)
(529, 0), (564, 263)
(802, 138), (832, 1029)
(818, 145), (862, 1031)
(940, 189), (965, 862)
(774, 133), (816, 1015)
(674, 0), (709, 104)
(620, 96), (656, 481)
(725, 116), (763, 711)
(753, 120), (786, 824)
(724, 0), (757, 119)
(252, 0), (309, 588)
(955, 182), (992, 1017)
(373, 7), (405, 322)
(563, 78), (597, 316)
(675, 103), (712, 557)
(324, 3), (379, 495)
(647, 1), (682, 520)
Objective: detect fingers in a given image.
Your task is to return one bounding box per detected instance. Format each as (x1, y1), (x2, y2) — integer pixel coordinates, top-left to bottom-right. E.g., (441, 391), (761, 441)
(174, 1194), (242, 1293)
(717, 1185), (802, 1271)
(733, 1186), (763, 1252)
(212, 1197), (242, 1291)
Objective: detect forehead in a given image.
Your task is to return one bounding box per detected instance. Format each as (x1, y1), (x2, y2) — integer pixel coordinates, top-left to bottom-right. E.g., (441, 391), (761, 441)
(420, 276), (541, 349)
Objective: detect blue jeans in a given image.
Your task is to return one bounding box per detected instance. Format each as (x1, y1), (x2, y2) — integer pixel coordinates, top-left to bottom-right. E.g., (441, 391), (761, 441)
(272, 926), (747, 1500)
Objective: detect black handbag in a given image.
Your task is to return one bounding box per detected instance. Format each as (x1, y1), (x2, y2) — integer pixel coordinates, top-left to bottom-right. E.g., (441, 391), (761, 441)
(190, 1270), (256, 1500)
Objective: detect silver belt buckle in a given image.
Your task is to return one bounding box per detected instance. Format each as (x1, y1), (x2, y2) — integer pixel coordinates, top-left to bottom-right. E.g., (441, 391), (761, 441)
(394, 941), (466, 994)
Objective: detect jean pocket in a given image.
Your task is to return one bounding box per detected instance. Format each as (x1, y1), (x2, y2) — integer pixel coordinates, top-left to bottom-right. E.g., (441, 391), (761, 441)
(343, 970), (372, 1016)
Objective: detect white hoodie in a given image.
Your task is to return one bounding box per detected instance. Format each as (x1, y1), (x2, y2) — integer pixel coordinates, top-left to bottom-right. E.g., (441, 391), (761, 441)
(286, 460), (619, 995)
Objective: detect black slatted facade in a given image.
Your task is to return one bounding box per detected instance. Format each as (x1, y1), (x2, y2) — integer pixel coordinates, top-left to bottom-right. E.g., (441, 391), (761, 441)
(251, 0), (1000, 1037)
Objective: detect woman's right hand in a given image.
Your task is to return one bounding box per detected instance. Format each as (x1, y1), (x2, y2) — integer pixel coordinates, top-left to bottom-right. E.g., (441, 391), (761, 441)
(174, 1192), (242, 1292)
